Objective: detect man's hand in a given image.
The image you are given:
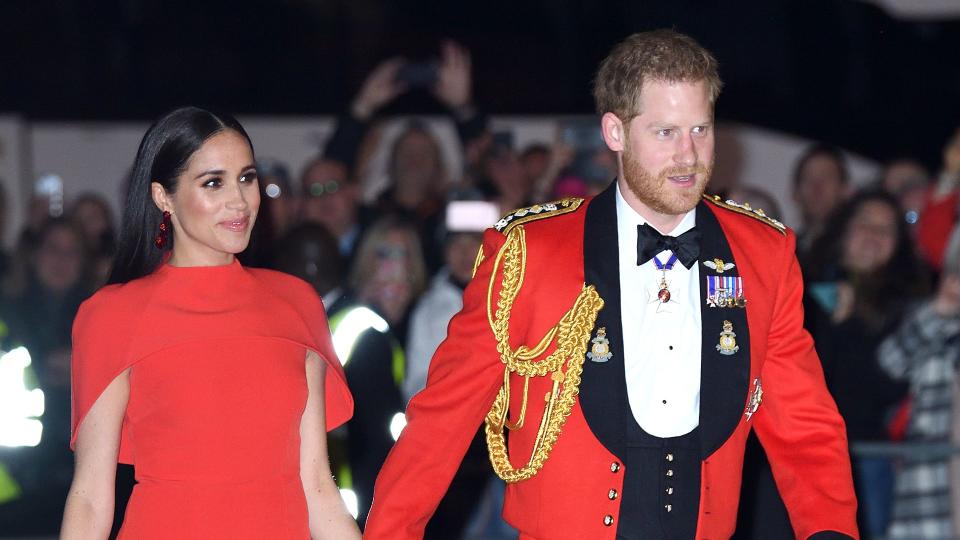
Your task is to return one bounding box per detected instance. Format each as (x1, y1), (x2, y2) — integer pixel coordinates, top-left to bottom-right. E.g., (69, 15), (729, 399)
(352, 57), (408, 121)
(433, 40), (473, 114)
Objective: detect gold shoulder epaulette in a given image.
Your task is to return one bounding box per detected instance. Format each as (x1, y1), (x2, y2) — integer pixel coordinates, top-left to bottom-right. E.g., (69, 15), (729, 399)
(704, 194), (786, 235)
(494, 198), (584, 234)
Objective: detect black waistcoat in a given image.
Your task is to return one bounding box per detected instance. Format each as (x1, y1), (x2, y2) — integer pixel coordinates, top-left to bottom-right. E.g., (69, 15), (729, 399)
(579, 183), (751, 539)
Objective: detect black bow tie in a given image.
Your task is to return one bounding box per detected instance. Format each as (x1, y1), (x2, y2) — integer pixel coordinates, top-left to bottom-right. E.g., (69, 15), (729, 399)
(636, 223), (701, 269)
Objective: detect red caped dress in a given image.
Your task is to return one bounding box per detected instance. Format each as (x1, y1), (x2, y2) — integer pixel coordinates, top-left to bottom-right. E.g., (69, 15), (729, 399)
(70, 260), (353, 539)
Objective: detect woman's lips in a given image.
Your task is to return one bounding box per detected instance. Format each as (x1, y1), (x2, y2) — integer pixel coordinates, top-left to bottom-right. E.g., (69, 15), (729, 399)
(219, 216), (250, 232)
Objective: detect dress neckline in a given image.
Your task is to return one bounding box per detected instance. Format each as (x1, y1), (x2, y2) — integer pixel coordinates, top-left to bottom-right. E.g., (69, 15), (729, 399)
(155, 257), (246, 278)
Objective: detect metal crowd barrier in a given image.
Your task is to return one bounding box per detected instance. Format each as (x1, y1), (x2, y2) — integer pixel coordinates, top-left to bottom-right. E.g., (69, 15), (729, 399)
(851, 441), (960, 460)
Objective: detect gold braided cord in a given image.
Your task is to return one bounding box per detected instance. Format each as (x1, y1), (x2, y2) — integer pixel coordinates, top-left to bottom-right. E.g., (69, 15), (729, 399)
(483, 225), (604, 483)
(502, 373), (529, 431)
(471, 245), (486, 278)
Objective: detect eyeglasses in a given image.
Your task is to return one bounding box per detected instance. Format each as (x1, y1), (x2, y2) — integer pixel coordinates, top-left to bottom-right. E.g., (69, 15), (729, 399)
(305, 180), (342, 198)
(376, 246), (409, 260)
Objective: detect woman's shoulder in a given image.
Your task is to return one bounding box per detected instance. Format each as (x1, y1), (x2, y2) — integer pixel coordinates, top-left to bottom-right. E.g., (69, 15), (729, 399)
(75, 275), (161, 331)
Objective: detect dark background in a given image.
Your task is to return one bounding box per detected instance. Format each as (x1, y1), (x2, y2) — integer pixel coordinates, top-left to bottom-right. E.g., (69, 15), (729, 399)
(1, 0), (958, 166)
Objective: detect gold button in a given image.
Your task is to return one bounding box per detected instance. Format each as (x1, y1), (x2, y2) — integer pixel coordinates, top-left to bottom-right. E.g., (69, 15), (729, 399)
(610, 461), (621, 473)
(665, 487), (674, 495)
(608, 489), (618, 500)
(665, 453), (674, 462)
(603, 515), (614, 526)
(666, 469), (674, 477)
(665, 504), (672, 512)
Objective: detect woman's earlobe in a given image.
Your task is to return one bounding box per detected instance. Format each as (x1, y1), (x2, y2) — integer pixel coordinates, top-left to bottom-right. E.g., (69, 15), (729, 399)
(150, 182), (169, 213)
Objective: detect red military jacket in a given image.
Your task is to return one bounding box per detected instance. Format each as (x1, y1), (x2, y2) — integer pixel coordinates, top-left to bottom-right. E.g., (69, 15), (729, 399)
(365, 185), (859, 540)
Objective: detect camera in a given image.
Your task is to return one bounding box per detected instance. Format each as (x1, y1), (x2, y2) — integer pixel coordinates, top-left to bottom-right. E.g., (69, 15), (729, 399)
(396, 60), (439, 88)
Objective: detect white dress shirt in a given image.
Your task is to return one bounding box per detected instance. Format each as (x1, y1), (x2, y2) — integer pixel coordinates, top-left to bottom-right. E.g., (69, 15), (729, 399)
(616, 184), (701, 437)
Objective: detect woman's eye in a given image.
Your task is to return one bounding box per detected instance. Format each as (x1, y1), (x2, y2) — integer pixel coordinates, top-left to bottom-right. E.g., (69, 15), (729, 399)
(240, 172), (258, 183)
(202, 177), (222, 188)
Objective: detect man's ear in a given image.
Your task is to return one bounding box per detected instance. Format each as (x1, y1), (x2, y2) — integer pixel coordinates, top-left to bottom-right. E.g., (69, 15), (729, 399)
(151, 182), (170, 213)
(601, 112), (626, 153)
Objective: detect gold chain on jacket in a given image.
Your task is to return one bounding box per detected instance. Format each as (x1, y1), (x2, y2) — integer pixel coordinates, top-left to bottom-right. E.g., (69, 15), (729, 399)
(482, 225), (603, 483)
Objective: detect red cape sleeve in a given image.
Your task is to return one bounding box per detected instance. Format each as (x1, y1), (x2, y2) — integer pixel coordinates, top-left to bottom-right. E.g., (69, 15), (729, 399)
(296, 285), (354, 431)
(70, 288), (138, 464)
(258, 271), (354, 431)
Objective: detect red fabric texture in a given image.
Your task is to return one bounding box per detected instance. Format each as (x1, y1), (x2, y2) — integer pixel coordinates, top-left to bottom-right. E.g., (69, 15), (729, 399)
(70, 260), (352, 538)
(916, 190), (959, 271)
(364, 197), (858, 540)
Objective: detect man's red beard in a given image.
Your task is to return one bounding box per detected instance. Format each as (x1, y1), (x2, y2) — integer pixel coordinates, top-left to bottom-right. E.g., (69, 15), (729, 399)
(622, 149), (712, 217)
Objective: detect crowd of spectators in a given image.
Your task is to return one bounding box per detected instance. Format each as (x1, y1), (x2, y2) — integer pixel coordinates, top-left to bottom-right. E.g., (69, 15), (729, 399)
(2, 40), (960, 539)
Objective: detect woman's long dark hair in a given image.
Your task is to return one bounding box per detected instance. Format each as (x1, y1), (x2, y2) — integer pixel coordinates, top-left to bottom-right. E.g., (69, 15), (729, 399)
(107, 107), (252, 285)
(804, 189), (930, 332)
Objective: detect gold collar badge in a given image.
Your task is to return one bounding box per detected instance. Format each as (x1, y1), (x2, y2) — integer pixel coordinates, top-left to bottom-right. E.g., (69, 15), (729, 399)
(587, 327), (613, 363)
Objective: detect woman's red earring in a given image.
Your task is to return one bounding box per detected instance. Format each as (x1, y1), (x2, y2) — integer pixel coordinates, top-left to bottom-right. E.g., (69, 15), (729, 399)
(154, 211), (171, 249)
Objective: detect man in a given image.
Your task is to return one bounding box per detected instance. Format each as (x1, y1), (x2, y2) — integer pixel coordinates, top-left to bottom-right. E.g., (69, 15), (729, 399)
(365, 30), (858, 540)
(791, 143), (850, 257)
(299, 155), (367, 260)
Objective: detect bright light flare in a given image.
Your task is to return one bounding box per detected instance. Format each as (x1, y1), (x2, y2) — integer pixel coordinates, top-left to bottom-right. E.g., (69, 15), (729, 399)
(339, 488), (359, 519)
(389, 412), (407, 442)
(332, 307), (389, 366)
(0, 347), (45, 448)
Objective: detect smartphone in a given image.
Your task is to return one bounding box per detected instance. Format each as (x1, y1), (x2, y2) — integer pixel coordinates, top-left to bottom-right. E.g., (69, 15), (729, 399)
(396, 60), (439, 88)
(808, 282), (839, 313)
(34, 173), (64, 217)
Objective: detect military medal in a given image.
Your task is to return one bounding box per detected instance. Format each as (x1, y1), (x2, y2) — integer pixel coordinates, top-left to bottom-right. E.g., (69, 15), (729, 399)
(716, 320), (739, 355)
(653, 253), (679, 304)
(706, 275), (747, 308)
(587, 327), (613, 362)
(744, 378), (763, 420)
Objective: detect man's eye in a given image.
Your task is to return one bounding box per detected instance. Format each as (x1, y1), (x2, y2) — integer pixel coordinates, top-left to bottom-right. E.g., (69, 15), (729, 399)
(657, 129), (673, 138)
(692, 126), (709, 136)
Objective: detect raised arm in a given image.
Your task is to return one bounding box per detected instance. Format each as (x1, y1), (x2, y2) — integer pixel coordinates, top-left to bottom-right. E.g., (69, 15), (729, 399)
(61, 369), (130, 540)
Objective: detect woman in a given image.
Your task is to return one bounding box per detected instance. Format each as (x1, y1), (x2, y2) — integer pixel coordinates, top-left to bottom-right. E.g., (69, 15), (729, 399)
(0, 217), (92, 535)
(328, 215), (427, 526)
(69, 192), (117, 286)
(61, 107), (359, 539)
(804, 189), (930, 539)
